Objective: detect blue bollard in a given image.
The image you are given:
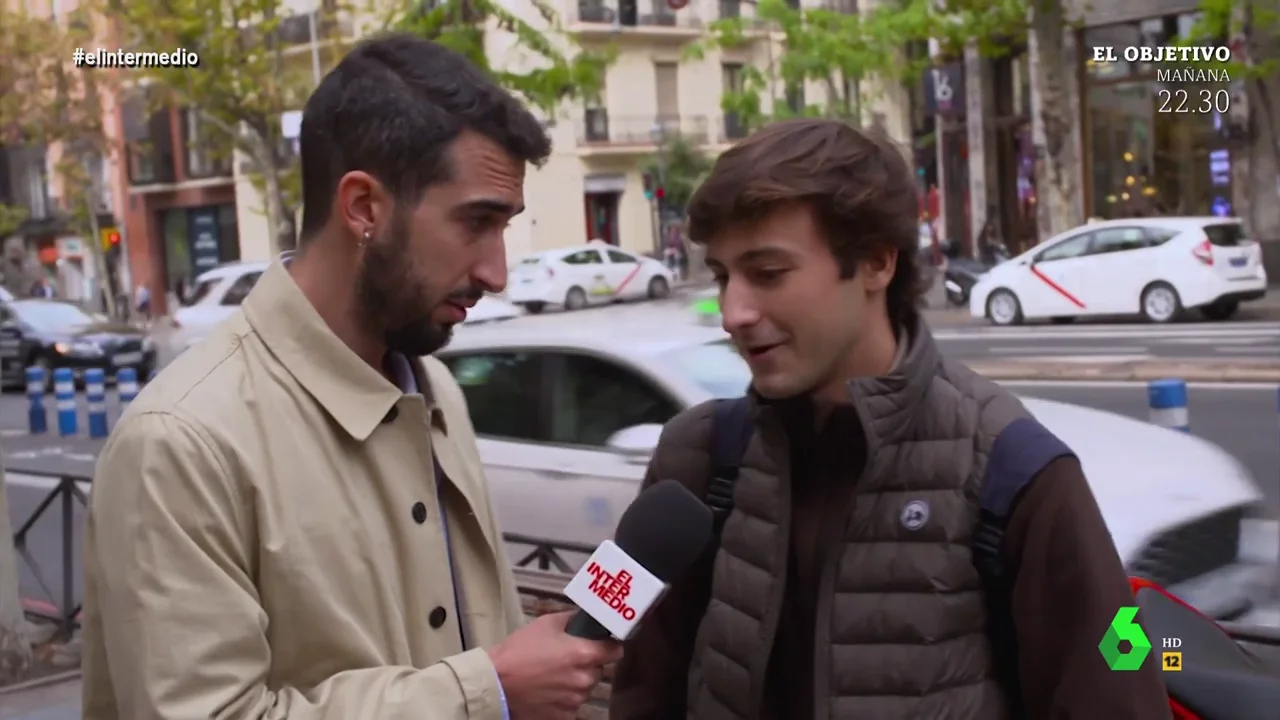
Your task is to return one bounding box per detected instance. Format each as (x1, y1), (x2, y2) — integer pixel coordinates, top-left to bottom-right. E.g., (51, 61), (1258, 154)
(1147, 378), (1189, 433)
(54, 367), (77, 437)
(26, 366), (46, 434)
(85, 368), (108, 438)
(116, 367), (139, 405)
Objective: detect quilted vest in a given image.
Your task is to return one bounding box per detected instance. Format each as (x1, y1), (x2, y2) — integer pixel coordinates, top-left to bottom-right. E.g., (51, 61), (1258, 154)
(685, 321), (1030, 720)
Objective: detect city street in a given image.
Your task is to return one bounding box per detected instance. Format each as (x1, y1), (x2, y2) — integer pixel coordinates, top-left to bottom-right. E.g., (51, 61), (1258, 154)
(934, 321), (1280, 363)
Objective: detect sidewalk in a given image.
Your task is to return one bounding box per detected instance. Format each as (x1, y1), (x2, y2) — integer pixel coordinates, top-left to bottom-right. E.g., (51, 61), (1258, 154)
(0, 674), (80, 720)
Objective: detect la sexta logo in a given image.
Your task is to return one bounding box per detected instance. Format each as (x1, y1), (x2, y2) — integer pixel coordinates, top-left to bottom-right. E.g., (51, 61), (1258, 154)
(585, 561), (638, 620)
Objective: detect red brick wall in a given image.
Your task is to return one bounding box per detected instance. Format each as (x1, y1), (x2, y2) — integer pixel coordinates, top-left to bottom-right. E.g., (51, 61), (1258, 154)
(520, 594), (614, 720)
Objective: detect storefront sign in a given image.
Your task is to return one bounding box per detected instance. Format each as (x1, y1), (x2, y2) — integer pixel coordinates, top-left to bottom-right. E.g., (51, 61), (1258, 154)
(923, 63), (965, 118)
(189, 207), (222, 275)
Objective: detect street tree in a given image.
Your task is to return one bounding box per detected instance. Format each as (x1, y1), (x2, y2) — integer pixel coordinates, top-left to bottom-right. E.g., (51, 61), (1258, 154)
(111, 0), (357, 254)
(641, 135), (714, 214)
(390, 0), (613, 117)
(1185, 0), (1280, 170)
(0, 3), (118, 682)
(1025, 0), (1083, 237)
(686, 0), (936, 133)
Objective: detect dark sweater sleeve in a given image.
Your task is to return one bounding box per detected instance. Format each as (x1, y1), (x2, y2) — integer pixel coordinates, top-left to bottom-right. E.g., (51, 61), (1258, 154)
(610, 405), (717, 720)
(1005, 455), (1173, 719)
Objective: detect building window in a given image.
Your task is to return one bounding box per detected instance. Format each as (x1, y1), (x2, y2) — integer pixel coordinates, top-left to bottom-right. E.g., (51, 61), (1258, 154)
(719, 0), (740, 18)
(182, 108), (230, 179)
(1083, 12), (1229, 219)
(127, 106), (176, 185)
(784, 84), (804, 114)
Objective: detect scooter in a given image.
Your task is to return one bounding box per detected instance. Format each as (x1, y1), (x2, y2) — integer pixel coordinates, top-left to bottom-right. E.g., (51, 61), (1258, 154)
(1131, 576), (1280, 720)
(940, 242), (1012, 308)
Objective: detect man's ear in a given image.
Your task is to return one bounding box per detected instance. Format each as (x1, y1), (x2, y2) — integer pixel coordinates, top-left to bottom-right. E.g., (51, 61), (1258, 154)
(335, 170), (394, 241)
(859, 246), (898, 292)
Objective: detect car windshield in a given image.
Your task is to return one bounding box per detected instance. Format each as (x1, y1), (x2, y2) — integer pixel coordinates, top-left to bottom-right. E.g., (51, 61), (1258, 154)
(660, 340), (752, 398)
(11, 301), (96, 331)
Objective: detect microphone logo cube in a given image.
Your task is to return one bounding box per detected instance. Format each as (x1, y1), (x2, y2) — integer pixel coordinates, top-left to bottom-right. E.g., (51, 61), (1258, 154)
(563, 540), (666, 640)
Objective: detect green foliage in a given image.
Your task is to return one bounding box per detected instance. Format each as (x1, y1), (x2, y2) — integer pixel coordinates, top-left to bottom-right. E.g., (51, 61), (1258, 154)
(686, 0), (1031, 134)
(1177, 0), (1280, 81)
(640, 136), (714, 212)
(113, 0), (343, 245)
(391, 0), (615, 116)
(0, 204), (28, 240)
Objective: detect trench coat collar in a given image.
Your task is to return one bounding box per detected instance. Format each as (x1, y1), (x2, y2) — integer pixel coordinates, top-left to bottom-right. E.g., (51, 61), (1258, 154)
(243, 260), (407, 442)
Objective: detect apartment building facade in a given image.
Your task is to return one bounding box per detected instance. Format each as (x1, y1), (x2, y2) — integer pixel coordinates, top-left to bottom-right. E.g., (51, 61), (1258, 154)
(511, 0), (914, 259)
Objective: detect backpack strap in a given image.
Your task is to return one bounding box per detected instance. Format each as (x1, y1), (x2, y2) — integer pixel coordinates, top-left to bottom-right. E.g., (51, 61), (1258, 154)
(707, 396), (754, 540)
(974, 416), (1076, 718)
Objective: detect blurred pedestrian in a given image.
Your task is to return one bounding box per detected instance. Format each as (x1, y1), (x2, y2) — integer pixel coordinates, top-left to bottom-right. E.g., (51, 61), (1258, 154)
(133, 283), (150, 321)
(611, 119), (1171, 719)
(84, 33), (619, 720)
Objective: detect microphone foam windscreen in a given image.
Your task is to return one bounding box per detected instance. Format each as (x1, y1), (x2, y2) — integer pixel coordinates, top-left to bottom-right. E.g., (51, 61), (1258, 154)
(613, 479), (714, 582)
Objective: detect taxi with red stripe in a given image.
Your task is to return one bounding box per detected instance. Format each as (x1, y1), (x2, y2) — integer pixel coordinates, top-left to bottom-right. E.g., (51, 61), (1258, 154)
(969, 217), (1268, 325)
(506, 241), (675, 315)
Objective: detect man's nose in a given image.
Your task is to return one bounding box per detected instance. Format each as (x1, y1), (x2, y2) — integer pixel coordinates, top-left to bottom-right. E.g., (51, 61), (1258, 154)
(719, 280), (762, 333)
(474, 243), (508, 294)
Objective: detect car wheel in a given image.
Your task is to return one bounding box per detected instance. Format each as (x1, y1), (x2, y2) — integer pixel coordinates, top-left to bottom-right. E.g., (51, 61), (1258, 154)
(1140, 282), (1182, 323)
(564, 286), (587, 311)
(1200, 301), (1238, 321)
(985, 289), (1023, 326)
(647, 275), (670, 300)
(523, 302), (546, 315)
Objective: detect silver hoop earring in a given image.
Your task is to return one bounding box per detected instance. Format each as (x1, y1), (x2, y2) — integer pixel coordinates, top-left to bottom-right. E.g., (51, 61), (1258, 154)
(359, 229), (371, 249)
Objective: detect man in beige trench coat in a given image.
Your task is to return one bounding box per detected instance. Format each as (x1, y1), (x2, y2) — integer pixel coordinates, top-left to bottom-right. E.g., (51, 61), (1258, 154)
(81, 34), (620, 720)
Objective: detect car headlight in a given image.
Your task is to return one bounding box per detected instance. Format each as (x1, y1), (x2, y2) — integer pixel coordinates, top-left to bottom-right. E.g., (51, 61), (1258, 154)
(54, 341), (103, 356)
(142, 337), (155, 351)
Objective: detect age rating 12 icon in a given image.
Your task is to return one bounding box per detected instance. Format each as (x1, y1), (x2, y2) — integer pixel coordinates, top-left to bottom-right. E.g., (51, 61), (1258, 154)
(1099, 606), (1153, 671)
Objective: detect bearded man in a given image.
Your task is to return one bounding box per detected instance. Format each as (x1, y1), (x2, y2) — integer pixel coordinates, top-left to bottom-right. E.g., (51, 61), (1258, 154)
(82, 34), (620, 720)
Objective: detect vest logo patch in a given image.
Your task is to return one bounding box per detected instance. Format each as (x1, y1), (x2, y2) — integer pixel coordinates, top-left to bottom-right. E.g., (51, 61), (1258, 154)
(900, 500), (930, 531)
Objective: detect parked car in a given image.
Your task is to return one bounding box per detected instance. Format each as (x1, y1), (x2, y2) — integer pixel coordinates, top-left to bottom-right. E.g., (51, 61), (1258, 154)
(969, 217), (1267, 325)
(0, 299), (155, 389)
(151, 260), (521, 368)
(505, 241), (674, 314)
(437, 322), (1270, 620)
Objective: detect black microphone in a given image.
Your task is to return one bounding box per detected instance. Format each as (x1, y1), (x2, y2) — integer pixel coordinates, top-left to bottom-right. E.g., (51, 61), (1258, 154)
(563, 479), (714, 640)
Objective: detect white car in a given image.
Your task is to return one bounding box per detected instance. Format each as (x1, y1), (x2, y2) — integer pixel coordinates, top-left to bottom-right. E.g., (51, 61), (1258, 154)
(438, 322), (1269, 619)
(969, 217), (1268, 325)
(151, 261), (524, 368)
(505, 241), (674, 314)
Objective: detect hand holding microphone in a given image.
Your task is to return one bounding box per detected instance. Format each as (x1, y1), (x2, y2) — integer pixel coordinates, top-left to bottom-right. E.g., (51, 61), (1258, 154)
(486, 480), (713, 719)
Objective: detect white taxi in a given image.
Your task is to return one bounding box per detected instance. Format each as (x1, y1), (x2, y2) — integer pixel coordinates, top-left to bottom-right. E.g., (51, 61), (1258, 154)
(438, 322), (1271, 620)
(505, 241), (674, 314)
(969, 217), (1268, 325)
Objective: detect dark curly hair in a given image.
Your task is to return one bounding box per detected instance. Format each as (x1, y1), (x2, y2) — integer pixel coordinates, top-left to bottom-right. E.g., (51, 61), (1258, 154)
(686, 118), (924, 326)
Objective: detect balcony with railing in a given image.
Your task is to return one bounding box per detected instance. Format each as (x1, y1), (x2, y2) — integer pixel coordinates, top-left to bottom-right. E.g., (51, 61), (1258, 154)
(568, 0), (704, 43)
(575, 110), (710, 155)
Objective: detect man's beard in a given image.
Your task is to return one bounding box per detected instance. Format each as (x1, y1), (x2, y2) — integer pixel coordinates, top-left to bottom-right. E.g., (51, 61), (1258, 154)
(355, 211), (467, 358)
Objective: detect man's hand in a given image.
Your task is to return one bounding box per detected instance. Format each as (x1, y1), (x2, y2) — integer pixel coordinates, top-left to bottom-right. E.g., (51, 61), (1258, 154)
(488, 610), (623, 720)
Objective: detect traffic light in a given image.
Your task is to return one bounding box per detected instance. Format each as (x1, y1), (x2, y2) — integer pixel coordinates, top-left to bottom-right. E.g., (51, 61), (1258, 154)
(642, 171), (655, 201)
(655, 186), (666, 201)
(100, 227), (121, 252)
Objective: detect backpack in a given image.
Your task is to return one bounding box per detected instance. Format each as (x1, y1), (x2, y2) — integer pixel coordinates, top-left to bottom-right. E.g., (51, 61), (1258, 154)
(701, 396), (1074, 718)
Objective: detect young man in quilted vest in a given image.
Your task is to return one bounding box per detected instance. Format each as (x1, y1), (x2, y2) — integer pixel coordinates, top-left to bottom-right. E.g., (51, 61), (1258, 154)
(610, 119), (1171, 719)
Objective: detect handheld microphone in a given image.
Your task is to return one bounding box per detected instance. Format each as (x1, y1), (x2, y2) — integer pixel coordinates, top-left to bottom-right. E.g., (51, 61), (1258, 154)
(563, 479), (714, 640)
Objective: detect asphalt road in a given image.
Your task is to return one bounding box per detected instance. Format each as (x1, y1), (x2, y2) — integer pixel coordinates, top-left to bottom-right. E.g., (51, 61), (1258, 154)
(933, 321), (1280, 363)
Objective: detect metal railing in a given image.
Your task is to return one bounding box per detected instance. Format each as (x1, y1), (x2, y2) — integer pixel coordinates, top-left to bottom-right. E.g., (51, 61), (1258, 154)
(7, 466), (587, 635)
(11, 467), (88, 636)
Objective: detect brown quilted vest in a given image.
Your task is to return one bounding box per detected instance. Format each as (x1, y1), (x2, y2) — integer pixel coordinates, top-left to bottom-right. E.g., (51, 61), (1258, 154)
(685, 322), (1030, 720)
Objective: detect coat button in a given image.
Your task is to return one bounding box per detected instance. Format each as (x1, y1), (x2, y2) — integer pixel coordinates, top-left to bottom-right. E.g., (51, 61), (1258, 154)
(429, 606), (448, 629)
(411, 502), (427, 524)
(382, 406), (399, 424)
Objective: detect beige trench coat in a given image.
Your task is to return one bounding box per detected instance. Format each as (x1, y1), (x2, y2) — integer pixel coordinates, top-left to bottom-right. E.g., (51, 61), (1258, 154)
(82, 261), (525, 720)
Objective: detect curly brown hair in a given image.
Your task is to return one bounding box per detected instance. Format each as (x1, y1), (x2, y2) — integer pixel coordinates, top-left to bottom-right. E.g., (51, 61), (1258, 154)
(686, 118), (924, 325)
